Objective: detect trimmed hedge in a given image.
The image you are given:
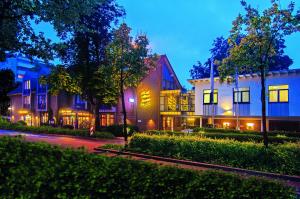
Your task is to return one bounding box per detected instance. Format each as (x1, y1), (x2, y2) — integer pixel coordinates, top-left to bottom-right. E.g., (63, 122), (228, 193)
(0, 121), (114, 139)
(193, 127), (300, 138)
(129, 134), (300, 175)
(0, 136), (295, 198)
(103, 124), (139, 137)
(144, 130), (300, 143)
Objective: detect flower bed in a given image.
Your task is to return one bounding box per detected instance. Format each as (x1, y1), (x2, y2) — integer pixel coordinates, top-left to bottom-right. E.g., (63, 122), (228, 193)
(0, 136), (295, 198)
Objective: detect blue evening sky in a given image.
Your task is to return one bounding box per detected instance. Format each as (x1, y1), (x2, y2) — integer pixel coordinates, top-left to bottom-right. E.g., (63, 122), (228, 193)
(36, 0), (300, 88)
(118, 0), (300, 88)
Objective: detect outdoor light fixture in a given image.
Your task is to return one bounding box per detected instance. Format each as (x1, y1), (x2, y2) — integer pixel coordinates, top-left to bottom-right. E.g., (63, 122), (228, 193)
(129, 98), (135, 103)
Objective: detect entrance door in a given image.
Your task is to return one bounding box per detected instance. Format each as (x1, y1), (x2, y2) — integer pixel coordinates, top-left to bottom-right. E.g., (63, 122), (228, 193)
(162, 116), (174, 131)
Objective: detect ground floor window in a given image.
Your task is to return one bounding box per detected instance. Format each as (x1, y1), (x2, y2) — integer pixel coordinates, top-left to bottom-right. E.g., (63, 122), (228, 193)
(78, 116), (90, 129)
(40, 112), (48, 124)
(162, 116), (174, 130)
(100, 114), (115, 127)
(23, 114), (32, 126)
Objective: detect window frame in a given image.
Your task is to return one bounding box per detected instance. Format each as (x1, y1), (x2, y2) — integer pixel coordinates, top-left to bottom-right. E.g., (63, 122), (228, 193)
(268, 85), (289, 103)
(203, 89), (218, 105)
(233, 87), (250, 104)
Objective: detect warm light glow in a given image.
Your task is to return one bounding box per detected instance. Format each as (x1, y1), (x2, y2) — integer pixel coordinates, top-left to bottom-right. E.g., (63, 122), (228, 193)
(246, 122), (255, 130)
(223, 122), (230, 128)
(140, 90), (151, 107)
(18, 109), (30, 115)
(160, 90), (181, 94)
(160, 111), (181, 116)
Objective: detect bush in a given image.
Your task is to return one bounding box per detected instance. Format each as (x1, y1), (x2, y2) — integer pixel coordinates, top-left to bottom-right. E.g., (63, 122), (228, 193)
(129, 134), (300, 175)
(193, 127), (300, 138)
(104, 124), (139, 137)
(15, 120), (27, 126)
(0, 136), (295, 198)
(142, 130), (300, 143)
(0, 122), (114, 139)
(62, 124), (74, 129)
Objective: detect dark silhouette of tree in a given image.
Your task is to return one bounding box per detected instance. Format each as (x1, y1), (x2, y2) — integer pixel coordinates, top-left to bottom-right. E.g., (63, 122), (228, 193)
(0, 69), (18, 115)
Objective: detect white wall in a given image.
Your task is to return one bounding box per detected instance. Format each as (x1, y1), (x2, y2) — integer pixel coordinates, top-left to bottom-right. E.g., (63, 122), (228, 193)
(194, 72), (300, 117)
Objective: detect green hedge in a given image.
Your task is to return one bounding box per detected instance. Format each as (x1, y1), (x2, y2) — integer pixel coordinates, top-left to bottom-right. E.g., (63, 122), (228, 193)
(103, 124), (139, 137)
(202, 132), (300, 143)
(193, 127), (300, 138)
(0, 137), (295, 198)
(144, 130), (300, 143)
(129, 134), (300, 175)
(0, 121), (114, 139)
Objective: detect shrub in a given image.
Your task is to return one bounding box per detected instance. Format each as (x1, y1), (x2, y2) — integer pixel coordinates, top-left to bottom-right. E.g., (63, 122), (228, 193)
(0, 136), (295, 198)
(193, 127), (300, 138)
(144, 130), (186, 136)
(129, 134), (300, 175)
(0, 122), (114, 139)
(15, 120), (27, 126)
(105, 124), (139, 137)
(62, 124), (74, 129)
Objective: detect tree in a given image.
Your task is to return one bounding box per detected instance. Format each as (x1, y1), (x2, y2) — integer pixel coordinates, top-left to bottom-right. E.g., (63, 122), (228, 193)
(190, 35), (293, 79)
(0, 0), (102, 61)
(106, 23), (157, 143)
(42, 0), (124, 130)
(0, 69), (18, 115)
(218, 0), (300, 147)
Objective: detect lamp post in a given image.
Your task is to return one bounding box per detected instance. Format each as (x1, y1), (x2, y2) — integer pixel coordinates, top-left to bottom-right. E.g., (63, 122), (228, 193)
(210, 57), (215, 127)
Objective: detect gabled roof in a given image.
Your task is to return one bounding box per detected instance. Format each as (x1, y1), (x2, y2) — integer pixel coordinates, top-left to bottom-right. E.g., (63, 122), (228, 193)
(160, 54), (182, 90)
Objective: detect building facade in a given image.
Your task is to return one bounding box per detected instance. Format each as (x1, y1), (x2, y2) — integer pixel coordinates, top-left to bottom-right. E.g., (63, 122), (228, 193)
(189, 69), (300, 131)
(8, 55), (197, 131)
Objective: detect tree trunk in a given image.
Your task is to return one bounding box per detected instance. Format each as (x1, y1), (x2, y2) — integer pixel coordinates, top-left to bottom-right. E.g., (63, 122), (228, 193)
(94, 101), (101, 131)
(260, 66), (268, 147)
(120, 79), (128, 144)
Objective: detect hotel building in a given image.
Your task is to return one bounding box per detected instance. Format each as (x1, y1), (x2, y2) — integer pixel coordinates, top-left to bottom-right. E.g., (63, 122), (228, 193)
(7, 54), (300, 132)
(8, 55), (197, 131)
(189, 69), (300, 131)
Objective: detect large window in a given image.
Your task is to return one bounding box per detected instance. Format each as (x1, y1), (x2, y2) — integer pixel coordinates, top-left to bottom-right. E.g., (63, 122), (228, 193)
(268, 85), (289, 103)
(203, 89), (218, 104)
(101, 114), (115, 126)
(24, 96), (31, 105)
(24, 80), (30, 90)
(233, 87), (250, 103)
(38, 95), (46, 110)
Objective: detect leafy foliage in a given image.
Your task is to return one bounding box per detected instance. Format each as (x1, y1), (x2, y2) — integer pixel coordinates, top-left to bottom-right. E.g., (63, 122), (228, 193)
(0, 136), (295, 198)
(0, 69), (18, 115)
(106, 23), (157, 141)
(190, 35), (294, 79)
(129, 134), (300, 175)
(0, 0), (103, 61)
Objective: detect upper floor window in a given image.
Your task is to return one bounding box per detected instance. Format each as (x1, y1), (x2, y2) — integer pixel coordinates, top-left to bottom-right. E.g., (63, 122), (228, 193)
(269, 85), (289, 103)
(38, 95), (46, 110)
(233, 87), (250, 103)
(24, 96), (30, 105)
(38, 83), (47, 93)
(24, 80), (30, 90)
(203, 89), (218, 104)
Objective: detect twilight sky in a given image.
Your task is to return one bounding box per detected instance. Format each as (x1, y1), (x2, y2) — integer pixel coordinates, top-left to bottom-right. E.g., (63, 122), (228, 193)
(118, 0), (300, 88)
(36, 0), (300, 88)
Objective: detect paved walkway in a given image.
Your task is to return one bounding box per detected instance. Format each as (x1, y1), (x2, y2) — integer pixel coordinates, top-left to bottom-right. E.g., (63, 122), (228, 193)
(0, 129), (124, 152)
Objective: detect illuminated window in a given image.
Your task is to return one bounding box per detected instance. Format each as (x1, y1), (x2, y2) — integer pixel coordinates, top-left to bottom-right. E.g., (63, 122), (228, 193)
(268, 85), (289, 103)
(203, 89), (218, 104)
(233, 87), (250, 103)
(101, 114), (115, 126)
(24, 80), (31, 90)
(24, 96), (30, 105)
(38, 95), (46, 110)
